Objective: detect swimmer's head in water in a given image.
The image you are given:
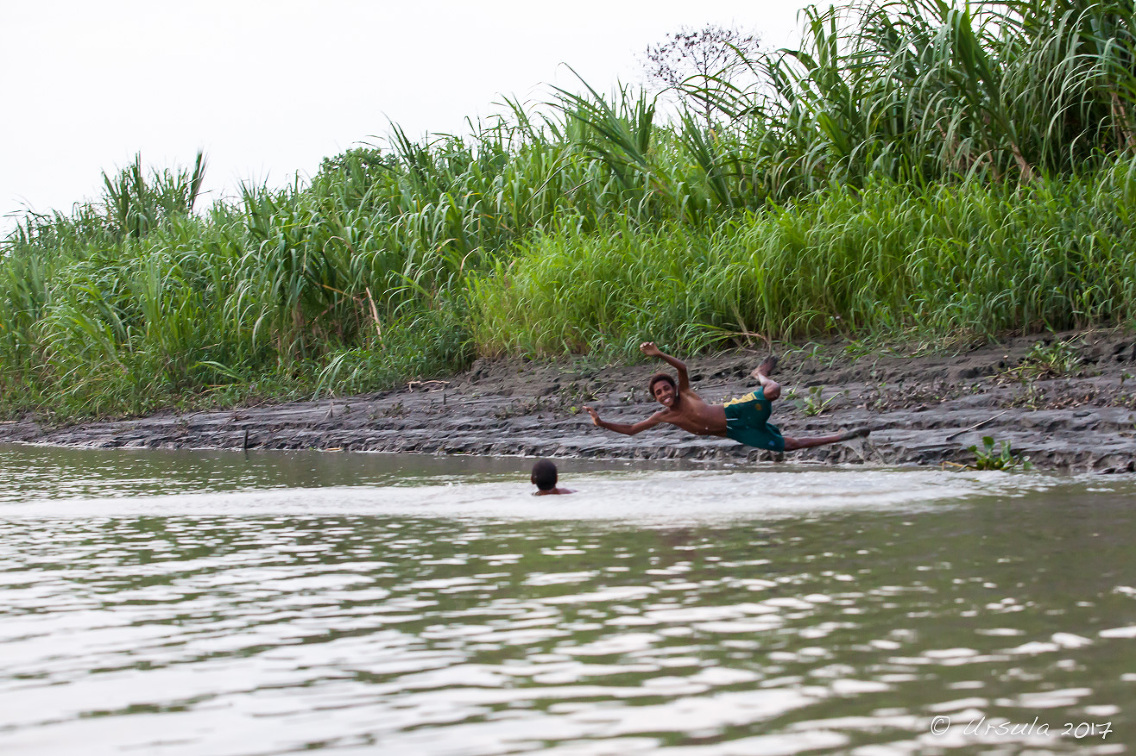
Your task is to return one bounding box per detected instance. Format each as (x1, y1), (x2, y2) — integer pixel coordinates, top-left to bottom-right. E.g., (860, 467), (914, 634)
(648, 373), (679, 408)
(531, 459), (558, 491)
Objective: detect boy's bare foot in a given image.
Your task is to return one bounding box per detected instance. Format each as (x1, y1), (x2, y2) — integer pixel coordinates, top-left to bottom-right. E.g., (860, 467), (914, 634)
(838, 427), (871, 441)
(751, 354), (779, 380)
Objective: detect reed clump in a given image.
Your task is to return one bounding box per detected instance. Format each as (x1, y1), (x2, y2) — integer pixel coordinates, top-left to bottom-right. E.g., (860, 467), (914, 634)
(3, 0), (1136, 418)
(469, 166), (1136, 356)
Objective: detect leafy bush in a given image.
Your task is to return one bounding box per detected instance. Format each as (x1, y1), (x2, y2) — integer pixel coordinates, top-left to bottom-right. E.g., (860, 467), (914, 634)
(970, 435), (1032, 471)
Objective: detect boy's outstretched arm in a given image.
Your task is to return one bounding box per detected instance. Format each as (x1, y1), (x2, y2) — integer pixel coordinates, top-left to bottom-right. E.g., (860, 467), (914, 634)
(640, 341), (689, 391)
(584, 406), (665, 436)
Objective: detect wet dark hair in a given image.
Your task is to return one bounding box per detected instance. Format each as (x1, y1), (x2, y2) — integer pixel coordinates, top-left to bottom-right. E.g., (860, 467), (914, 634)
(531, 459), (558, 491)
(648, 372), (676, 396)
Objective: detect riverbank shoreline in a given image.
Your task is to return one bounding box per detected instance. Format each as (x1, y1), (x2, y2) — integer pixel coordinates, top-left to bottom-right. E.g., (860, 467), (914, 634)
(3, 329), (1135, 473)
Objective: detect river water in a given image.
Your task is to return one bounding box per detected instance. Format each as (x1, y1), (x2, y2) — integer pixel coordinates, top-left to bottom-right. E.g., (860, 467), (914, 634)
(0, 444), (1133, 754)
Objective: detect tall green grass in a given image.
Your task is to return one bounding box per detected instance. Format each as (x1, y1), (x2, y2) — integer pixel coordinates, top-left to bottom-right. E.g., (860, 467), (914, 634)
(468, 162), (1136, 356)
(3, 0), (1136, 419)
(692, 0), (1136, 192)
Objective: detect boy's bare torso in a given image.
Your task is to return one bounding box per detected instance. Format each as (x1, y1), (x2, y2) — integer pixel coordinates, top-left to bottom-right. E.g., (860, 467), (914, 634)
(655, 389), (728, 436)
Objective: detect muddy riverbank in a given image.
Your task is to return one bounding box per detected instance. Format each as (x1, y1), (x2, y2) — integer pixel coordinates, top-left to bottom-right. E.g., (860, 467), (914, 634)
(3, 330), (1135, 473)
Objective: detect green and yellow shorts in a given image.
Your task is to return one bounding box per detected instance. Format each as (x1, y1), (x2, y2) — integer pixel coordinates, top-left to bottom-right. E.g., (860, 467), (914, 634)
(723, 388), (785, 452)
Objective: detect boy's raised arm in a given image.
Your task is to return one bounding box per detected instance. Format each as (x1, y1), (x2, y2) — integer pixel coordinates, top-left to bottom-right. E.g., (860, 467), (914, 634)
(640, 341), (689, 391)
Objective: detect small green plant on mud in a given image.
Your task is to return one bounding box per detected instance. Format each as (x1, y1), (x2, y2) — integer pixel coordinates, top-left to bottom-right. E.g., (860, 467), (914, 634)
(1009, 378), (1047, 410)
(1004, 339), (1082, 381)
(970, 436), (1032, 471)
(791, 385), (841, 416)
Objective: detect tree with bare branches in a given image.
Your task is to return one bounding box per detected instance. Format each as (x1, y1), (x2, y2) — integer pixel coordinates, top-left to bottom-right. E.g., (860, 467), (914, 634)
(642, 24), (763, 126)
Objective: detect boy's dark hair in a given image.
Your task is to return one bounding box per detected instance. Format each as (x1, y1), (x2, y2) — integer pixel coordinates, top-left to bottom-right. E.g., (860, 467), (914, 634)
(648, 372), (676, 395)
(531, 459), (558, 491)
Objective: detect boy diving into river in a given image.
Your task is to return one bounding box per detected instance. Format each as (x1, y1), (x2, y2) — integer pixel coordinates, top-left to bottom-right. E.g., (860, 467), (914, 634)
(584, 342), (870, 452)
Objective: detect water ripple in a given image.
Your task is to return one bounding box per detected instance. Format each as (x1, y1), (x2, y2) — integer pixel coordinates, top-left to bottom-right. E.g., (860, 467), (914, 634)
(1, 449), (1135, 753)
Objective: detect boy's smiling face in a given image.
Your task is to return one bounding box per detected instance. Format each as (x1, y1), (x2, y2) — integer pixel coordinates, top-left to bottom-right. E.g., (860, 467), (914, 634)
(652, 379), (677, 408)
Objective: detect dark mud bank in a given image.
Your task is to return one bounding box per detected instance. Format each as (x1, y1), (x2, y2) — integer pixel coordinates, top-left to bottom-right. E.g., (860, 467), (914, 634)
(3, 330), (1136, 473)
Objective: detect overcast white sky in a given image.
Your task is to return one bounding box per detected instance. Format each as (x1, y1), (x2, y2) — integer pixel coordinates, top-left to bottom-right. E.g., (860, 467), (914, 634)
(1, 0), (819, 235)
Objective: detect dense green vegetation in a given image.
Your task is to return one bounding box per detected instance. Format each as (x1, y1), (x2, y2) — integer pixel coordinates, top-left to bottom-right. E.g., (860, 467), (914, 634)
(3, 0), (1136, 418)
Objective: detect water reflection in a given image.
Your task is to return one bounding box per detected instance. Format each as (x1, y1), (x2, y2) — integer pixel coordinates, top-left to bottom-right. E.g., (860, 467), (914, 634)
(0, 446), (1134, 753)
